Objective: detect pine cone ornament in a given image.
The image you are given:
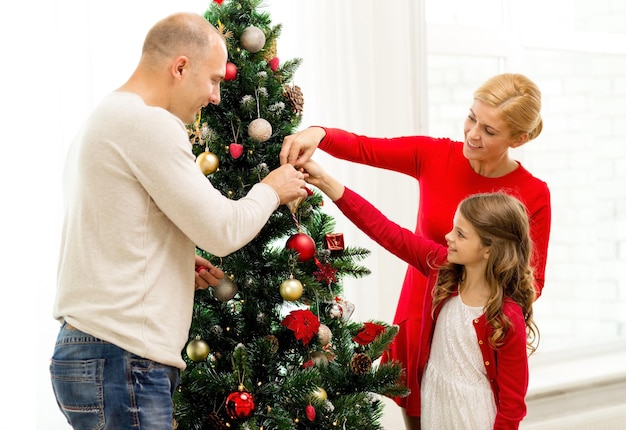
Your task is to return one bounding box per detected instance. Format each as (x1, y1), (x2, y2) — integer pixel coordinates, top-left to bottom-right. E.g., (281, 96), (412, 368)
(283, 84), (304, 114)
(206, 412), (229, 430)
(264, 334), (279, 353)
(350, 353), (373, 375)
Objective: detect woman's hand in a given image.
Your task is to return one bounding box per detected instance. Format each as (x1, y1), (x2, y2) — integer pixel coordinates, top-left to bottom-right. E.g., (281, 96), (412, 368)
(280, 127), (326, 167)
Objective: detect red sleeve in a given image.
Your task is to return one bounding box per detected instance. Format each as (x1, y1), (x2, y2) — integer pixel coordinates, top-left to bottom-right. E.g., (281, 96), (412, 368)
(492, 304), (529, 429)
(334, 187), (447, 275)
(526, 184), (551, 298)
(319, 127), (450, 179)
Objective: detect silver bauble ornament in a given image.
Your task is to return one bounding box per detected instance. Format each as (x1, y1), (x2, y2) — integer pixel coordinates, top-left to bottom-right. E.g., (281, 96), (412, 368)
(328, 303), (343, 319)
(311, 351), (329, 366)
(240, 26), (266, 53)
(212, 275), (238, 302)
(248, 118), (272, 142)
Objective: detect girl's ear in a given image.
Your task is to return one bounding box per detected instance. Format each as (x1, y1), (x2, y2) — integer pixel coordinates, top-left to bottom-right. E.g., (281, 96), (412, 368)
(483, 247), (491, 260)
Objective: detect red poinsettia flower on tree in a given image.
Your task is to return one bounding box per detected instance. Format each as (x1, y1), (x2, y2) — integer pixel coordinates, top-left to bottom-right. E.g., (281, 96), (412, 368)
(281, 309), (320, 346)
(313, 260), (338, 284)
(213, 0), (224, 4)
(353, 322), (386, 346)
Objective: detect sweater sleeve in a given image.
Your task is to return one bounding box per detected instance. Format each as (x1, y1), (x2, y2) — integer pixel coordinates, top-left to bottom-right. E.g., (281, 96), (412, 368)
(128, 110), (279, 256)
(334, 187), (446, 275)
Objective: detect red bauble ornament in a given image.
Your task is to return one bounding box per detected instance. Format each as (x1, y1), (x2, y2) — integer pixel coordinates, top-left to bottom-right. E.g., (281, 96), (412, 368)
(229, 143), (244, 159)
(225, 62), (238, 81)
(286, 232), (316, 262)
(268, 57), (279, 72)
(225, 390), (256, 420)
(305, 404), (316, 421)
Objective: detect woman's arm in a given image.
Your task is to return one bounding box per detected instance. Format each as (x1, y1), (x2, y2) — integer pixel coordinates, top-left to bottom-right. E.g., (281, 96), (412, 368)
(282, 126), (439, 178)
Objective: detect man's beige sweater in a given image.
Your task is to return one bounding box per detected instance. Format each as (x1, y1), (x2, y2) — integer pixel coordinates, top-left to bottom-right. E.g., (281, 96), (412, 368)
(54, 92), (278, 369)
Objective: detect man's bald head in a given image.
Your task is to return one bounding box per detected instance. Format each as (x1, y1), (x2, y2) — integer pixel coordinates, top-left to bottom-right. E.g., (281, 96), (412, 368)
(141, 12), (225, 66)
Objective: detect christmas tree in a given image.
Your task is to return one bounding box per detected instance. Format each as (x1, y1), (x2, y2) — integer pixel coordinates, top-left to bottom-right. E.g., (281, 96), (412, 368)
(173, 1), (408, 428)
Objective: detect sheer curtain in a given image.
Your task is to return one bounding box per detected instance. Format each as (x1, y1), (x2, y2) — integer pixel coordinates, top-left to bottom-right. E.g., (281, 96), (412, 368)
(5, 1), (424, 428)
(269, 0), (427, 327)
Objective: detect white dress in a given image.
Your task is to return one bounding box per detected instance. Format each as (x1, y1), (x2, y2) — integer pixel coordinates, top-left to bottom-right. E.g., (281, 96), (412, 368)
(421, 294), (497, 430)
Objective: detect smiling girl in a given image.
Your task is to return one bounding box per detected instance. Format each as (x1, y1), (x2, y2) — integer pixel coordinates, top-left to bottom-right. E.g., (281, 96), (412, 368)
(302, 159), (539, 430)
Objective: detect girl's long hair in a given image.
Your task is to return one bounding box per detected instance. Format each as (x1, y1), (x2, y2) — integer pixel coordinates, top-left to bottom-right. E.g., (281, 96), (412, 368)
(432, 192), (539, 354)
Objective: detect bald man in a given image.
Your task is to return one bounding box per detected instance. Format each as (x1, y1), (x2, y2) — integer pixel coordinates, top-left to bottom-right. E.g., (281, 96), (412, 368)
(50, 13), (307, 430)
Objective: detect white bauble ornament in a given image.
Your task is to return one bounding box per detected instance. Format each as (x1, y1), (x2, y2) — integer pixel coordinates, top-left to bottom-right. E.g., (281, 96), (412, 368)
(248, 118), (272, 142)
(240, 26), (266, 53)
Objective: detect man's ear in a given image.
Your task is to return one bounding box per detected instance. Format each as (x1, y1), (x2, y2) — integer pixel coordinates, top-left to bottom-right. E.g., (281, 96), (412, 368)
(172, 56), (190, 79)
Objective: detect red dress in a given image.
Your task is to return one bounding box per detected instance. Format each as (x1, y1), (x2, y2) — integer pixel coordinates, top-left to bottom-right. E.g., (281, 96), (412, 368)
(320, 128), (551, 416)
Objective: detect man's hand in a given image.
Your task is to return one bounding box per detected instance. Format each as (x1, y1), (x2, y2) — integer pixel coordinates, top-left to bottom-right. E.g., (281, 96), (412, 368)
(194, 255), (224, 290)
(261, 164), (308, 205)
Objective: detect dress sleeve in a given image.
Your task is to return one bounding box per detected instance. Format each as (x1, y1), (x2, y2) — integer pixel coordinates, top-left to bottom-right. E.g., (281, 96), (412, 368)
(319, 127), (440, 178)
(334, 187), (446, 275)
(492, 304), (529, 430)
(527, 184), (551, 298)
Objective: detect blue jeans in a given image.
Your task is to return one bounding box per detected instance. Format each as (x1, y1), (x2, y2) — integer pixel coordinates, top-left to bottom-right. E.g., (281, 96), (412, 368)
(50, 321), (180, 430)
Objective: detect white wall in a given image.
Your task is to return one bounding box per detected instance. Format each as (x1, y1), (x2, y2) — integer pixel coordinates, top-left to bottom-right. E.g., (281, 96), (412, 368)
(0, 1), (212, 427)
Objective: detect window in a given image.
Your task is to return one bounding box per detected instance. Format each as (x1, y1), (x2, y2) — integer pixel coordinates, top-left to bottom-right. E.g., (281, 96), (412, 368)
(426, 0), (626, 351)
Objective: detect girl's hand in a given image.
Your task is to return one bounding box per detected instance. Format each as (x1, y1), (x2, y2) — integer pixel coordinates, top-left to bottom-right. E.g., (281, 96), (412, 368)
(301, 160), (345, 201)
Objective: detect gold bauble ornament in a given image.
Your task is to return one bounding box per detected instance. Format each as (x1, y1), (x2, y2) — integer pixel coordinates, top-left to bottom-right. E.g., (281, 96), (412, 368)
(212, 275), (238, 302)
(280, 276), (303, 301)
(196, 151), (219, 175)
(240, 26), (266, 53)
(248, 118), (272, 142)
(186, 336), (210, 362)
(311, 386), (327, 401)
(286, 196), (304, 214)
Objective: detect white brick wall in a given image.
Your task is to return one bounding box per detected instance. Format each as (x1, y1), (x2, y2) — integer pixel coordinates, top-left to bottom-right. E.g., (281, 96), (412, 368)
(426, 2), (626, 351)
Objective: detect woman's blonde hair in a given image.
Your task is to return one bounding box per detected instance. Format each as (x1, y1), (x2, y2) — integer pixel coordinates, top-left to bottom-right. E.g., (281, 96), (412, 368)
(432, 192), (539, 354)
(474, 73), (543, 142)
